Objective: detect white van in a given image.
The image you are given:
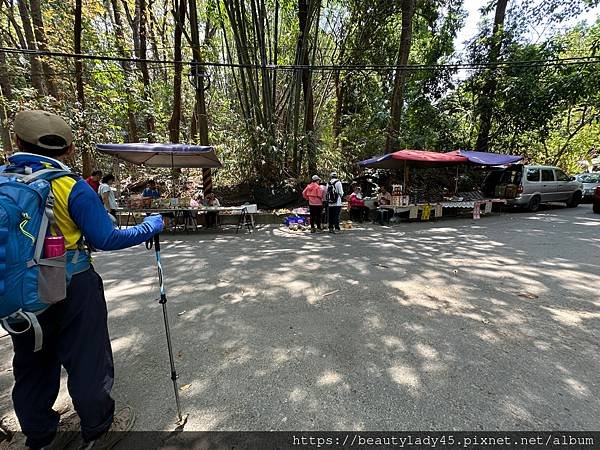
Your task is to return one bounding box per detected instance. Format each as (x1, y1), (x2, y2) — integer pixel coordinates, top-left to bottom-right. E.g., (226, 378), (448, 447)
(483, 165), (583, 212)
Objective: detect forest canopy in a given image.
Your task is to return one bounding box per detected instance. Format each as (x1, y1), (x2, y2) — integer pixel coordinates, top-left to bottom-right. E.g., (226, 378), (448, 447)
(0, 0), (599, 186)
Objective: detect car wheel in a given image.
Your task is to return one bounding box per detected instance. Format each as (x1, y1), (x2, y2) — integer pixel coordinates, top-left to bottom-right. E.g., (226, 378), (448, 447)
(567, 191), (582, 208)
(528, 196), (541, 212)
(594, 202), (600, 214)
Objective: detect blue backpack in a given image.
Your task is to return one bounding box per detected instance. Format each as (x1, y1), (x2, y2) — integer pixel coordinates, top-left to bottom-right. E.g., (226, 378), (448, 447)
(0, 167), (72, 351)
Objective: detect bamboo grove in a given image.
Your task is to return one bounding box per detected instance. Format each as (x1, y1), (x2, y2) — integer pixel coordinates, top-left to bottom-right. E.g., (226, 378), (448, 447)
(0, 0), (599, 184)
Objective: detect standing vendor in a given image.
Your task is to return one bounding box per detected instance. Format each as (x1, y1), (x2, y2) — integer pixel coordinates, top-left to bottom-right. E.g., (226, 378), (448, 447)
(142, 180), (160, 199)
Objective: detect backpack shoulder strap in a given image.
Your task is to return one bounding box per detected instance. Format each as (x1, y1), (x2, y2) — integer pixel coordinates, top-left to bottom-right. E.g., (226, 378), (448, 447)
(22, 168), (72, 184)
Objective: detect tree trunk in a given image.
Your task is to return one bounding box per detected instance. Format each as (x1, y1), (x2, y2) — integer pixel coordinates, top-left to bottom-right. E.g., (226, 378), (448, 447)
(137, 0), (155, 140)
(132, 0), (141, 58)
(168, 0), (185, 144)
(296, 0), (320, 176)
(29, 0), (59, 98)
(16, 0), (45, 96)
(332, 41), (345, 149)
(147, 0), (165, 84)
(74, 0), (84, 109)
(74, 0), (91, 177)
(190, 0), (211, 193)
(474, 0), (508, 152)
(2, 0), (27, 49)
(384, 0), (415, 153)
(110, 0), (139, 142)
(0, 31), (13, 155)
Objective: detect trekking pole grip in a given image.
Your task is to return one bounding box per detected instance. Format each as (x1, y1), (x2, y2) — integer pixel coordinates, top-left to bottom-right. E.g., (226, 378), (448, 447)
(154, 234), (161, 251)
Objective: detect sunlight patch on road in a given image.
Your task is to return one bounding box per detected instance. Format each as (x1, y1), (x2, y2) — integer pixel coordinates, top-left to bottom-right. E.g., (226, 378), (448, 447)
(387, 364), (421, 390)
(318, 371), (342, 385)
(541, 306), (600, 327)
(563, 377), (590, 398)
(380, 335), (407, 351)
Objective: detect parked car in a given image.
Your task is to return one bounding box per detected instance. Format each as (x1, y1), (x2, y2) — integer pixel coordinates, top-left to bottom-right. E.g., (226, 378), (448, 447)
(593, 186), (600, 214)
(483, 165), (583, 212)
(575, 173), (600, 200)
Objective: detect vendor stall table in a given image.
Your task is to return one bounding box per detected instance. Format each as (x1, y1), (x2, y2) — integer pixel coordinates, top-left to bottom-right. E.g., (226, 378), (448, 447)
(378, 199), (506, 222)
(117, 205), (256, 234)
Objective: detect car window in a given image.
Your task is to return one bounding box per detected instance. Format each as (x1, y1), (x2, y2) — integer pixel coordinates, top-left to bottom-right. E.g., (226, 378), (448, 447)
(541, 169), (555, 182)
(526, 168), (540, 182)
(499, 169), (520, 184)
(578, 174), (600, 183)
(555, 170), (570, 182)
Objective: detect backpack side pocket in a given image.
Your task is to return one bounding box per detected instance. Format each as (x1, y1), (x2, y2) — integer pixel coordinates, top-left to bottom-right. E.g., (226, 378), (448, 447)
(38, 255), (67, 304)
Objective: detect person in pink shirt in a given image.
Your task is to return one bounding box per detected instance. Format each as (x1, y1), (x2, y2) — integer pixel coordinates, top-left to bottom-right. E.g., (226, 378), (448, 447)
(349, 186), (370, 222)
(302, 175), (324, 233)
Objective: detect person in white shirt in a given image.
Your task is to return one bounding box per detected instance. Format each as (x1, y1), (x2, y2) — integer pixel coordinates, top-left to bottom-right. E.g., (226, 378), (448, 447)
(98, 174), (118, 218)
(326, 172), (344, 233)
(204, 193), (221, 228)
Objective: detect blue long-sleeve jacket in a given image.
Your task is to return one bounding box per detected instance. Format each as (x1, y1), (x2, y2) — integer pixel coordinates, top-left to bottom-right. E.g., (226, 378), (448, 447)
(6, 152), (162, 251)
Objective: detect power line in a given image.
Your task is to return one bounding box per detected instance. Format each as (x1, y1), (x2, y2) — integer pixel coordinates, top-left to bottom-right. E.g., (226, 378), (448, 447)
(1, 47), (600, 71)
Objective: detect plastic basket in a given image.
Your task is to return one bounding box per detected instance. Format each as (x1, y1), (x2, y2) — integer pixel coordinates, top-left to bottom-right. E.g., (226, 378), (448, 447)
(283, 216), (307, 226)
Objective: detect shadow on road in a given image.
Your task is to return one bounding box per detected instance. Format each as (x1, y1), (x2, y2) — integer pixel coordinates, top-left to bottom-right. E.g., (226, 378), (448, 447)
(1, 206), (599, 433)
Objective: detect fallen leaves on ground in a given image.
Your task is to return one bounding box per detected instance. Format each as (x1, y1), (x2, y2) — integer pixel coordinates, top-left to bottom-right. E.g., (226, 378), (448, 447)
(518, 293), (539, 299)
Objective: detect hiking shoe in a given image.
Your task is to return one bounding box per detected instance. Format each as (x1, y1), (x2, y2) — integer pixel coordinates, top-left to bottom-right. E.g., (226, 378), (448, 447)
(78, 406), (135, 450)
(46, 411), (80, 449)
(5, 410), (80, 450)
(310, 228), (316, 233)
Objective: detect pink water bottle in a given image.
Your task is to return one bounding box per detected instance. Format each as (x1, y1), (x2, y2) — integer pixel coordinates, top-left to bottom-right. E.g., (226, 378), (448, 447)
(43, 236), (65, 258)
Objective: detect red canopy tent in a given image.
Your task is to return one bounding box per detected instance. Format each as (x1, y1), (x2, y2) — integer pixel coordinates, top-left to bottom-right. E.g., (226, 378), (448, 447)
(358, 149), (469, 191)
(358, 149), (468, 169)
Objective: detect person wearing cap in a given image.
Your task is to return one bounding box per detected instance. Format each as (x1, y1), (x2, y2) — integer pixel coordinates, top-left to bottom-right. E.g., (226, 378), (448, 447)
(302, 175), (324, 233)
(326, 172), (344, 233)
(3, 110), (163, 449)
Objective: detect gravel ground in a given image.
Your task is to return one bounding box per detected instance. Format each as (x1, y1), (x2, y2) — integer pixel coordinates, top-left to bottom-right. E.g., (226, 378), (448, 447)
(1, 204), (599, 434)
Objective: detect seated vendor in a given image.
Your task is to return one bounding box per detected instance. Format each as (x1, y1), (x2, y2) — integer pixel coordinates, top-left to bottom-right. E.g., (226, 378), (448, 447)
(204, 193), (221, 228)
(348, 186), (370, 223)
(376, 186), (393, 225)
(142, 180), (176, 229)
(378, 186), (392, 206)
(142, 179), (161, 199)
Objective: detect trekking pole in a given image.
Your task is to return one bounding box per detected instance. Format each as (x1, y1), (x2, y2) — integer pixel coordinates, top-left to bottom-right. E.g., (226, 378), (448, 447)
(146, 233), (185, 425)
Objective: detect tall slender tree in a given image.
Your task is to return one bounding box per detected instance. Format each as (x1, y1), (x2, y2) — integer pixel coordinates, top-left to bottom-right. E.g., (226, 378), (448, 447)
(190, 0), (212, 192)
(168, 0), (186, 144)
(297, 0), (320, 175)
(74, 0), (92, 176)
(0, 28), (13, 154)
(16, 0), (45, 96)
(384, 0), (416, 153)
(475, 0), (509, 152)
(29, 0), (59, 98)
(138, 0), (156, 140)
(110, 0), (139, 142)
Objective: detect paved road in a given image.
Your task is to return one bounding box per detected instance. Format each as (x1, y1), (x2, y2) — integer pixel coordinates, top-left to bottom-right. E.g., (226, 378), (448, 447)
(1, 204), (599, 433)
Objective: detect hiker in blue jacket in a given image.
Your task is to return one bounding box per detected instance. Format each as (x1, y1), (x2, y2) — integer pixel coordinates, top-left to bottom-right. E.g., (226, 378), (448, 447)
(2, 110), (163, 449)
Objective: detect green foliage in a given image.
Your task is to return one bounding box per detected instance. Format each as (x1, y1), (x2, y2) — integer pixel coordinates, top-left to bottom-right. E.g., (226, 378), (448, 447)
(0, 0), (598, 185)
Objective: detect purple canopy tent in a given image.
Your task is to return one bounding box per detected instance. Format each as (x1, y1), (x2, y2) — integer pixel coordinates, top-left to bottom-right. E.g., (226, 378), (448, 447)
(96, 143), (222, 195)
(447, 149), (522, 166)
(96, 143), (222, 168)
(359, 149), (523, 194)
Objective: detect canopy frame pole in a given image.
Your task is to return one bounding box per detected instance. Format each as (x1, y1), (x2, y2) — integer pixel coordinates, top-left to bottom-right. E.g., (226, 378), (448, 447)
(114, 155), (121, 197)
(455, 165), (459, 195)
